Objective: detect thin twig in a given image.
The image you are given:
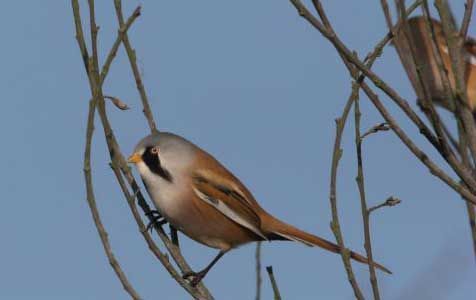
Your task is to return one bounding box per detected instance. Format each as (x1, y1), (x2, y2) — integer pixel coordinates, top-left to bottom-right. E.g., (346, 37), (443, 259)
(255, 242), (262, 300)
(266, 266), (282, 300)
(396, 0), (453, 162)
(457, 123), (476, 261)
(435, 0), (476, 167)
(380, 0), (394, 32)
(361, 123), (390, 140)
(113, 0), (158, 133)
(354, 92), (381, 300)
(368, 197), (402, 214)
(100, 6), (142, 85)
(460, 0), (474, 38)
(439, 120), (460, 153)
(329, 86), (365, 300)
(420, 1), (457, 111)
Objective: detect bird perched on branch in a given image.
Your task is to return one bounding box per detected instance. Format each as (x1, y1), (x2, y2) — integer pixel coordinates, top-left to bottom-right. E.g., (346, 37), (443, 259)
(128, 132), (391, 286)
(394, 16), (476, 112)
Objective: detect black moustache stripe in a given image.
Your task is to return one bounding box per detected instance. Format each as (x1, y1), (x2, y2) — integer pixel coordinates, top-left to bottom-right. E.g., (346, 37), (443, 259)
(142, 147), (173, 182)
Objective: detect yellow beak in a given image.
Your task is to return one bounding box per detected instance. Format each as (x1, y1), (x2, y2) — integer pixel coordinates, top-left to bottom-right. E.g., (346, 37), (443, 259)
(127, 153), (142, 164)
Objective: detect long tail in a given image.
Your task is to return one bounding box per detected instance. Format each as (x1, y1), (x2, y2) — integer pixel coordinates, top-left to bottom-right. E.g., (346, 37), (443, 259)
(262, 214), (392, 274)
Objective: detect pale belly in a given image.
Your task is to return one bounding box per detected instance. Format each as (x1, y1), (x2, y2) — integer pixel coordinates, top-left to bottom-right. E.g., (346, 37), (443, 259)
(138, 163), (256, 250)
(146, 181), (227, 248)
(145, 177), (188, 229)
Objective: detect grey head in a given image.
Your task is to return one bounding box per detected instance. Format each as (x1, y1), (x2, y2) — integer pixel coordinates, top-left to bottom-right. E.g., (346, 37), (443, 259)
(131, 132), (197, 181)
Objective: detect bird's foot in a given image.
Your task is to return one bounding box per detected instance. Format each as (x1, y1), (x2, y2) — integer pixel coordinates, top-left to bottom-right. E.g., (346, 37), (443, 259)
(182, 270), (207, 287)
(145, 210), (162, 218)
(143, 210), (167, 233)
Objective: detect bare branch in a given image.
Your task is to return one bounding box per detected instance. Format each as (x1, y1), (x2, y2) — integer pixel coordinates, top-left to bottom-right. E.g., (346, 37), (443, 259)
(83, 98), (141, 300)
(72, 1), (141, 297)
(457, 123), (476, 260)
(460, 0), (474, 39)
(100, 6), (142, 85)
(354, 94), (381, 300)
(395, 0), (454, 162)
(329, 85), (365, 300)
(435, 0), (476, 167)
(255, 242), (262, 300)
(380, 0), (394, 31)
(266, 266), (282, 300)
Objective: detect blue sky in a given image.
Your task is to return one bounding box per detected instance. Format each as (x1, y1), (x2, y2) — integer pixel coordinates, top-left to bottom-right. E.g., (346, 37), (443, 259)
(1, 1), (475, 299)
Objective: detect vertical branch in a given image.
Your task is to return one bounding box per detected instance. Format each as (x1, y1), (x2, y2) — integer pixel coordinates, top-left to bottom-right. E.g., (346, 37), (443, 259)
(466, 201), (476, 261)
(436, 0), (476, 166)
(380, 0), (394, 31)
(420, 1), (457, 111)
(396, 1), (450, 157)
(266, 266), (282, 300)
(329, 88), (364, 300)
(100, 6), (142, 85)
(255, 242), (262, 300)
(73, 0), (141, 298)
(354, 93), (381, 300)
(83, 100), (141, 299)
(457, 125), (476, 261)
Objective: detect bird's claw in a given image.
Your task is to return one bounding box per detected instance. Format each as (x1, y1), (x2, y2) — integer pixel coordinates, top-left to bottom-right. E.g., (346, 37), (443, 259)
(142, 210), (167, 233)
(145, 210), (162, 218)
(182, 270), (206, 287)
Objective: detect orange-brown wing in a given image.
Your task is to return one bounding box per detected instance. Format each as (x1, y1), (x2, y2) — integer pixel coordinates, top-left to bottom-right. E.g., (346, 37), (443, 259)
(192, 169), (267, 239)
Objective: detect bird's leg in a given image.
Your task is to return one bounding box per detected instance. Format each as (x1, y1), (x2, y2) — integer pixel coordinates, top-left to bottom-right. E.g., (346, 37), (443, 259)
(183, 250), (227, 287)
(143, 210), (167, 233)
(170, 225), (180, 247)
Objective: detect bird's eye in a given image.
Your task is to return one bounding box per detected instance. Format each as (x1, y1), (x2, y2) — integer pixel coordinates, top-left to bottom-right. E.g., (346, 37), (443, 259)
(150, 147), (159, 154)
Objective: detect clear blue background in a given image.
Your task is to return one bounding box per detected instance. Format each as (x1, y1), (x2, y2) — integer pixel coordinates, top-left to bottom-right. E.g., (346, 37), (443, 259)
(1, 1), (475, 299)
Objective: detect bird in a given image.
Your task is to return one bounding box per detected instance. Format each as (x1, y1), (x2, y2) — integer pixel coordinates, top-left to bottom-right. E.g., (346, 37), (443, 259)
(128, 132), (391, 286)
(394, 16), (476, 112)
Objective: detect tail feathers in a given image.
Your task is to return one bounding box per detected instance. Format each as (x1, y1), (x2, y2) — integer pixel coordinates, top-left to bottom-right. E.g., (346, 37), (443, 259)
(265, 217), (391, 274)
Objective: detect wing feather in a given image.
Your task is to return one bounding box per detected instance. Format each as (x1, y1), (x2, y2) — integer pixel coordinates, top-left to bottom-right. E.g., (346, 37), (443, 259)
(192, 169), (267, 240)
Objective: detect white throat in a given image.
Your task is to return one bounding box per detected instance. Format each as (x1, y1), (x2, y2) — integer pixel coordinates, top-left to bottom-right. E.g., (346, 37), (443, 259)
(135, 160), (187, 225)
